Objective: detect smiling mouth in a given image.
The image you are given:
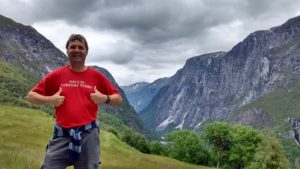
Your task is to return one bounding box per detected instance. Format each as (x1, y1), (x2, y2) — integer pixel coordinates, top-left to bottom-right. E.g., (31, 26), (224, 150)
(69, 53), (86, 63)
(72, 53), (81, 57)
(70, 53), (83, 59)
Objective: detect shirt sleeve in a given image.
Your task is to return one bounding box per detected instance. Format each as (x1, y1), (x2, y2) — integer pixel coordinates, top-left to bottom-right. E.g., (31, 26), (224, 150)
(104, 79), (120, 95)
(32, 76), (47, 95)
(97, 73), (120, 95)
(31, 72), (57, 96)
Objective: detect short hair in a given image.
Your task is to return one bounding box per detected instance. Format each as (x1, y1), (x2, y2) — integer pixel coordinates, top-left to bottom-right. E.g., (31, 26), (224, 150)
(66, 34), (89, 50)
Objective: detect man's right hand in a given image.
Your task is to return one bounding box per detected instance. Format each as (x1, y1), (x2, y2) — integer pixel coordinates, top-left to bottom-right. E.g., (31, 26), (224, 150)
(49, 87), (65, 107)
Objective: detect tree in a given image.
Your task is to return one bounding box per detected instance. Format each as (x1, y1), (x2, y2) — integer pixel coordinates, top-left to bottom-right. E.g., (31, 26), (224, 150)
(203, 121), (233, 169)
(121, 128), (150, 153)
(107, 127), (119, 138)
(121, 128), (136, 146)
(148, 140), (166, 155)
(135, 134), (150, 153)
(246, 134), (289, 169)
(227, 125), (261, 169)
(165, 130), (208, 164)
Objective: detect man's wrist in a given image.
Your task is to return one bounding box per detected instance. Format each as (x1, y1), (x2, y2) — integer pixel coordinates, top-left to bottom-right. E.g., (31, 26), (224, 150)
(105, 95), (110, 104)
(46, 96), (53, 105)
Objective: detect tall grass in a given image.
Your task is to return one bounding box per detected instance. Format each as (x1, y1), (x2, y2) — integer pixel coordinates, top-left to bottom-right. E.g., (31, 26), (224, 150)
(0, 106), (52, 169)
(0, 106), (212, 169)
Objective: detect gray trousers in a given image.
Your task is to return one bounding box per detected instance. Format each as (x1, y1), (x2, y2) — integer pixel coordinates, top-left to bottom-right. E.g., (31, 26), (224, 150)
(41, 128), (100, 169)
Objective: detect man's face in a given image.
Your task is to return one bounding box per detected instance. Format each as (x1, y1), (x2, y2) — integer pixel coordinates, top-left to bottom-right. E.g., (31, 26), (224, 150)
(67, 40), (88, 65)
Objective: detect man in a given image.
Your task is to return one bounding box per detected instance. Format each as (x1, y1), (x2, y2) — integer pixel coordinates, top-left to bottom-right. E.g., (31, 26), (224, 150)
(26, 34), (122, 169)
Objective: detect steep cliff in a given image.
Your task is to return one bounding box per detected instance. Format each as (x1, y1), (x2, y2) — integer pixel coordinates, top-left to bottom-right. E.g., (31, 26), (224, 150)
(141, 15), (300, 134)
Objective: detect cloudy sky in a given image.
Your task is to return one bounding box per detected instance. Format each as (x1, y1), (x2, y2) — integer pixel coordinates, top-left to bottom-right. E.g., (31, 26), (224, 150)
(1, 0), (300, 85)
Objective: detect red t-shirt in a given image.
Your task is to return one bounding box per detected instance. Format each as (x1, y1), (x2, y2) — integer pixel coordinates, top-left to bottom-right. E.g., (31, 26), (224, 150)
(32, 66), (119, 128)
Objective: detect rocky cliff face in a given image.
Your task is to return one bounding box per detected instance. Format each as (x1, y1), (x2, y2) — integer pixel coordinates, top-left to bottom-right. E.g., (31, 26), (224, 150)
(229, 107), (274, 129)
(141, 16), (300, 134)
(121, 77), (170, 112)
(0, 15), (67, 77)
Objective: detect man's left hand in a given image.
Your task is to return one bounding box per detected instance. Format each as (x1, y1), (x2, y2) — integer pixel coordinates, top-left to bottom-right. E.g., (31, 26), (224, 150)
(90, 86), (106, 104)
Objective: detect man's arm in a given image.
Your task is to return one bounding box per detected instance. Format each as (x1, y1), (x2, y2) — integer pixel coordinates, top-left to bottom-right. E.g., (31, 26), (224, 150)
(107, 93), (122, 106)
(26, 87), (65, 107)
(90, 86), (122, 106)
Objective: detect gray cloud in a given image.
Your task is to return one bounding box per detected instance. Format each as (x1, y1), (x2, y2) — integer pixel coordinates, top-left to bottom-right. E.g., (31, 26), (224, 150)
(1, 0), (299, 85)
(10, 0), (299, 45)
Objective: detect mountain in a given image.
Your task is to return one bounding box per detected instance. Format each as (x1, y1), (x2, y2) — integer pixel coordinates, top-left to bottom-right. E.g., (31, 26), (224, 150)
(92, 66), (146, 133)
(0, 15), (145, 134)
(121, 77), (170, 112)
(141, 15), (300, 134)
(0, 15), (66, 77)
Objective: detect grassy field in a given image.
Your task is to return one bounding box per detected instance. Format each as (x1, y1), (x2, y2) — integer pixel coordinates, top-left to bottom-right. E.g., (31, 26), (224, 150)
(0, 106), (212, 169)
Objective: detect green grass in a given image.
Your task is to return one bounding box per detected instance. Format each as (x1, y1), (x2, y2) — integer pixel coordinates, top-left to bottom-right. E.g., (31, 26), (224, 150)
(0, 106), (52, 169)
(0, 105), (213, 169)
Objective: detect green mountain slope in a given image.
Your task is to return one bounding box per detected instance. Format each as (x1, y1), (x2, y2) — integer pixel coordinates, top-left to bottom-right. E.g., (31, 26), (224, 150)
(231, 80), (300, 163)
(0, 60), (36, 105)
(0, 106), (212, 169)
(0, 60), (53, 114)
(232, 80), (300, 124)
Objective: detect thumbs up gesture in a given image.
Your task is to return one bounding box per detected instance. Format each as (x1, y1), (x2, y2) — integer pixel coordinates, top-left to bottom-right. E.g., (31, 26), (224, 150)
(49, 87), (65, 107)
(90, 86), (106, 104)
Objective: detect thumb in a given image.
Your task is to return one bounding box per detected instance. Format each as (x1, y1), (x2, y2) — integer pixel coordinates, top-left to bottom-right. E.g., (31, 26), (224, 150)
(94, 86), (99, 92)
(56, 87), (62, 95)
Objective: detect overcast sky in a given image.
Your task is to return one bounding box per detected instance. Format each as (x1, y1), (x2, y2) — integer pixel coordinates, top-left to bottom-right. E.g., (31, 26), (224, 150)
(1, 0), (300, 85)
